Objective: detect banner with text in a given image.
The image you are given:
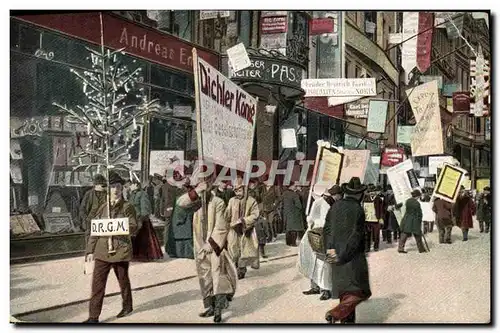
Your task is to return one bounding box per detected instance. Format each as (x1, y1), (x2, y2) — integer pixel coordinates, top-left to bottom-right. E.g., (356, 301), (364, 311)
(193, 52), (257, 171)
(470, 45), (490, 117)
(301, 78), (376, 97)
(407, 80), (443, 156)
(339, 150), (371, 184)
(416, 12), (434, 73)
(402, 12), (419, 83)
(367, 100), (389, 133)
(433, 163), (466, 203)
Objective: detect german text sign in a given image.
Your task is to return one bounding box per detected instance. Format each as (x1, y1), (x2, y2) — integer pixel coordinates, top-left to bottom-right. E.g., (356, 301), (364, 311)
(301, 78), (376, 97)
(91, 218), (130, 236)
(367, 100), (388, 133)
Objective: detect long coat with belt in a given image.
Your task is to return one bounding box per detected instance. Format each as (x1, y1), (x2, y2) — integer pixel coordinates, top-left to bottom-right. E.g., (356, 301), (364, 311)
(176, 189), (238, 307)
(281, 188), (306, 232)
(400, 197), (423, 235)
(226, 195), (260, 269)
(323, 197), (372, 298)
(85, 199), (138, 263)
(454, 194), (476, 229)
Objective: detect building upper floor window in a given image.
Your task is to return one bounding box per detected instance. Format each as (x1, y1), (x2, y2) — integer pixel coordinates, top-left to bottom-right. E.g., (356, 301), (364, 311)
(364, 11), (377, 42)
(154, 10), (194, 42)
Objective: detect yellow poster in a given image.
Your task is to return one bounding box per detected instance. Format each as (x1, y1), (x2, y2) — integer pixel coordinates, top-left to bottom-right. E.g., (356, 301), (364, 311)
(319, 149), (343, 184)
(476, 179), (490, 191)
(363, 203), (378, 222)
(433, 164), (465, 203)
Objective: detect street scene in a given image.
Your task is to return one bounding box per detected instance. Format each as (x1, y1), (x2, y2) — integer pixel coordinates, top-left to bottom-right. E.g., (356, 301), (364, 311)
(10, 10), (491, 324)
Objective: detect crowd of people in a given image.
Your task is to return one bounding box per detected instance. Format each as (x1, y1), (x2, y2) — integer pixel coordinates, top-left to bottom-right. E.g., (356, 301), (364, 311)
(78, 169), (492, 324)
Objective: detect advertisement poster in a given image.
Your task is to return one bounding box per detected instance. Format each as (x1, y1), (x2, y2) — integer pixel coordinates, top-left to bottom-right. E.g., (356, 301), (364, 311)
(363, 203), (378, 222)
(397, 126), (414, 144)
(226, 43), (251, 73)
(428, 156), (455, 175)
(260, 16), (288, 34)
(345, 99), (369, 118)
(193, 52), (258, 171)
(314, 147), (344, 196)
(339, 149), (371, 184)
(381, 147), (405, 167)
(386, 159), (417, 205)
(149, 150), (184, 177)
(301, 78), (376, 97)
(367, 100), (389, 133)
(433, 163), (466, 203)
(407, 80), (444, 156)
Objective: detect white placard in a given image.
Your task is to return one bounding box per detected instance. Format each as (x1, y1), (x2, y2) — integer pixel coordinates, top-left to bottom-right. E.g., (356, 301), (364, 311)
(386, 159), (415, 205)
(301, 78), (376, 97)
(428, 156), (455, 175)
(420, 202), (435, 222)
(91, 218), (130, 236)
(149, 150), (184, 177)
(226, 43), (252, 73)
(199, 11), (230, 20)
(418, 178), (426, 188)
(339, 150), (371, 184)
(194, 54), (257, 171)
(281, 128), (297, 148)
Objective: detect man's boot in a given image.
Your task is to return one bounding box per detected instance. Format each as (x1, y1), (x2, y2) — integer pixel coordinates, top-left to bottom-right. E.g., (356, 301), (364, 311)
(259, 244), (268, 259)
(319, 290), (331, 301)
(386, 230), (393, 244)
(199, 296), (215, 317)
(462, 229), (469, 241)
(213, 295), (226, 323)
(479, 221), (484, 232)
(341, 311), (356, 324)
(485, 222), (490, 233)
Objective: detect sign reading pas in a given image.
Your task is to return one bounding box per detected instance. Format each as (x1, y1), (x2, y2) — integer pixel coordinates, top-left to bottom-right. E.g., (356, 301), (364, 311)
(301, 78), (376, 97)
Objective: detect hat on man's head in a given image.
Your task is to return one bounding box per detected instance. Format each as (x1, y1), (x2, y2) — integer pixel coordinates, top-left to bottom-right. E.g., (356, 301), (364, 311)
(484, 186), (491, 192)
(93, 174), (107, 186)
(108, 171), (125, 185)
(342, 177), (367, 195)
(327, 184), (343, 196)
(411, 189), (421, 197)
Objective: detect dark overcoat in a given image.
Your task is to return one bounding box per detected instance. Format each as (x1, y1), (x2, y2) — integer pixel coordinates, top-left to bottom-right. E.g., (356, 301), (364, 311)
(482, 193), (492, 224)
(323, 197), (372, 298)
(129, 189), (152, 218)
(476, 193), (485, 221)
(400, 198), (423, 235)
(166, 187), (195, 259)
(454, 195), (476, 229)
(281, 189), (305, 232)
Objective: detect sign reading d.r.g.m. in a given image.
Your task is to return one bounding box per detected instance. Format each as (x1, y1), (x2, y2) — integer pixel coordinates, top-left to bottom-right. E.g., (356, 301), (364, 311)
(91, 218), (130, 236)
(193, 50), (258, 171)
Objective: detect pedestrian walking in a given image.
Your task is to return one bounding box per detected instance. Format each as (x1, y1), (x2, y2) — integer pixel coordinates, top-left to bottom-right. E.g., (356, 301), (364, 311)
(323, 177), (371, 324)
(248, 179), (269, 259)
(282, 184), (306, 246)
(83, 172), (138, 323)
(299, 185), (343, 301)
(482, 187), (492, 233)
(477, 187), (491, 233)
(363, 185), (382, 252)
(176, 180), (238, 323)
(226, 177), (260, 280)
(382, 186), (400, 244)
(454, 186), (476, 241)
(260, 180), (281, 242)
(397, 189), (427, 254)
(128, 179), (163, 261)
(433, 197), (454, 244)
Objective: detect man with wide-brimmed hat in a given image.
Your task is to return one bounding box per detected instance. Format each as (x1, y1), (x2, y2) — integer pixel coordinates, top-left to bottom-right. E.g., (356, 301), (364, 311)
(226, 177), (260, 280)
(299, 184), (343, 301)
(398, 189), (427, 253)
(323, 177), (371, 324)
(84, 171), (138, 323)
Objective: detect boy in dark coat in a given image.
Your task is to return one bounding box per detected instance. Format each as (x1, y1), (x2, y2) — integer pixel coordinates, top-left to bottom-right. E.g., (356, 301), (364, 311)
(397, 189), (426, 253)
(323, 177), (371, 324)
(454, 186), (476, 241)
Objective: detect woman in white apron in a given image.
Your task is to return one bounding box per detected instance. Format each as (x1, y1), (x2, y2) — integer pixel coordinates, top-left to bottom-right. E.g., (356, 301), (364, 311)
(298, 185), (343, 301)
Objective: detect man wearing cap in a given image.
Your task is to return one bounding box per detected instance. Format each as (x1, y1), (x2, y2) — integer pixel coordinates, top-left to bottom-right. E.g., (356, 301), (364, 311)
(226, 177), (260, 280)
(83, 171), (138, 323)
(176, 180), (238, 323)
(299, 184), (343, 301)
(454, 186), (476, 241)
(80, 174), (107, 235)
(398, 189), (426, 253)
(323, 177), (371, 324)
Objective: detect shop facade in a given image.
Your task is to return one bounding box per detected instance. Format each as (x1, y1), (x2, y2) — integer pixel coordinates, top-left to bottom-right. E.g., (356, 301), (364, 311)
(10, 12), (219, 261)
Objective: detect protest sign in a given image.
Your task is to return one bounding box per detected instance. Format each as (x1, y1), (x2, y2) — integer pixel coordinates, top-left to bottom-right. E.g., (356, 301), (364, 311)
(386, 159), (418, 205)
(428, 156), (455, 175)
(462, 176), (471, 190)
(363, 203), (378, 222)
(407, 80), (443, 156)
(381, 147), (405, 167)
(432, 163), (466, 203)
(339, 149), (370, 184)
(91, 218), (130, 236)
(226, 43), (252, 73)
(420, 202), (435, 222)
(193, 49), (257, 171)
(281, 128), (298, 148)
(367, 100), (388, 133)
(149, 150), (184, 177)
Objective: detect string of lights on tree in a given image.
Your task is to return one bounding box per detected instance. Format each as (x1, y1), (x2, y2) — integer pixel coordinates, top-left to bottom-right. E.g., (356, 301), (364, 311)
(53, 47), (160, 179)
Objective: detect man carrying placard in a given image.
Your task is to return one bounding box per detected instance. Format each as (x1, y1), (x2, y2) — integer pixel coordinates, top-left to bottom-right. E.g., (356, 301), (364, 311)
(83, 171), (138, 323)
(363, 185), (383, 252)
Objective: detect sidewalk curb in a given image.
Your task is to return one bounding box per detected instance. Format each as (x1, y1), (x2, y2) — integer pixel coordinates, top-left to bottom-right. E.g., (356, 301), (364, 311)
(13, 253), (298, 318)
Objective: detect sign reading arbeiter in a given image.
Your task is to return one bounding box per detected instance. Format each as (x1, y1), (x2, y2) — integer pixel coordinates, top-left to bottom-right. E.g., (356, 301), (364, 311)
(193, 50), (258, 171)
(301, 78), (376, 97)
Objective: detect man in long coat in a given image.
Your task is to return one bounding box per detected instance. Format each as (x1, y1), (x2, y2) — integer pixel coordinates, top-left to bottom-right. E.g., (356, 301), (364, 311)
(226, 177), (260, 280)
(481, 187), (492, 233)
(433, 197), (454, 244)
(260, 181), (281, 242)
(323, 177), (371, 324)
(282, 184), (306, 246)
(299, 185), (343, 301)
(83, 172), (138, 323)
(397, 189), (426, 253)
(176, 180), (238, 323)
(454, 186), (476, 241)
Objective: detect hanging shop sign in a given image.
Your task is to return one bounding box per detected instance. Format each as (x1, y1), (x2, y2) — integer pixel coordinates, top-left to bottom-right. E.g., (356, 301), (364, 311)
(345, 99), (369, 118)
(194, 53), (257, 171)
(309, 18), (334, 35)
(304, 97), (344, 118)
(470, 45), (490, 117)
(442, 83), (461, 97)
(452, 92), (471, 113)
(381, 147), (405, 167)
(397, 126), (414, 144)
(407, 80), (444, 157)
(433, 163), (467, 203)
(199, 11), (231, 20)
(366, 100), (389, 133)
(416, 12), (434, 73)
(301, 78), (376, 97)
(260, 16), (288, 34)
(16, 12), (220, 74)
